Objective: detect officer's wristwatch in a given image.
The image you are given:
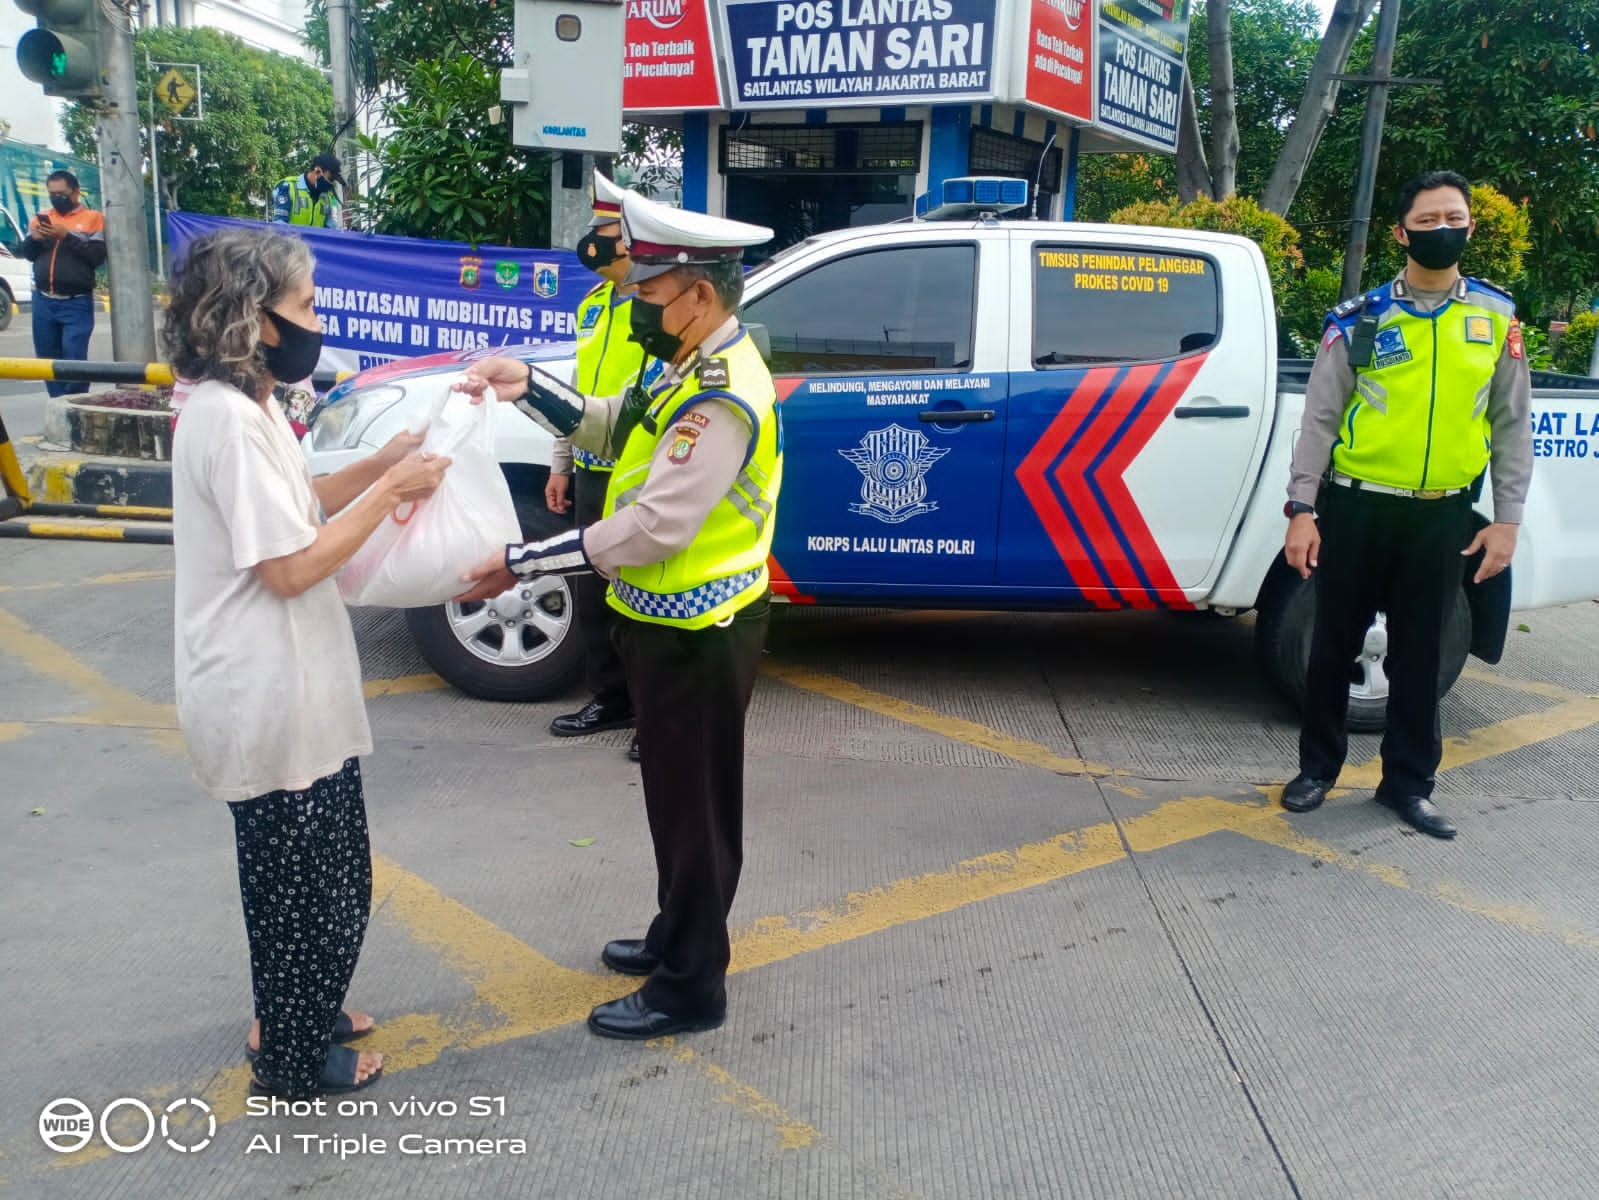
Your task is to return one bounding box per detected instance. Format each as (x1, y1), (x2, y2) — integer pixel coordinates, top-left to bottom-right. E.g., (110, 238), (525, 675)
(1284, 501), (1316, 519)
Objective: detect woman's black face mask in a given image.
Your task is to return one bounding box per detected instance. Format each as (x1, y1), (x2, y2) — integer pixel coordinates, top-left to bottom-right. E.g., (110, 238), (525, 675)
(261, 309), (324, 383)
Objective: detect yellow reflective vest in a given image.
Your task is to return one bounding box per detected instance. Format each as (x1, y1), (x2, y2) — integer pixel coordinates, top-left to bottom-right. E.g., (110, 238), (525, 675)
(602, 329), (783, 629)
(1325, 277), (1515, 492)
(571, 281), (644, 471)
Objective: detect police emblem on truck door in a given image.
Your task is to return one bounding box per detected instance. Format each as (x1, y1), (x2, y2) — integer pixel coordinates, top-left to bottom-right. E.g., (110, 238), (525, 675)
(839, 424), (949, 525)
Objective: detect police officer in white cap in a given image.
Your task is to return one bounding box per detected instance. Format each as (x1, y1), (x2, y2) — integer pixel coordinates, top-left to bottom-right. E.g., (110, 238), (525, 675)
(454, 194), (782, 1040)
(545, 173), (648, 755)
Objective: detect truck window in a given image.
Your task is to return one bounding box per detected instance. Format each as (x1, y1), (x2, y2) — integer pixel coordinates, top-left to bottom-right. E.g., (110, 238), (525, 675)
(742, 244), (976, 375)
(1033, 246), (1219, 366)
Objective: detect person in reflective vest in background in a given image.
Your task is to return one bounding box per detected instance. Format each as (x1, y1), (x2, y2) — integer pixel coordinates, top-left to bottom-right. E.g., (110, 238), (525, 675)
(453, 194), (781, 1040)
(271, 153), (344, 229)
(1280, 170), (1532, 840)
(545, 173), (649, 759)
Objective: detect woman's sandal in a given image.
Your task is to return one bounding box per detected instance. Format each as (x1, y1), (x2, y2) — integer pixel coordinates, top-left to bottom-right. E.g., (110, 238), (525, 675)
(245, 1010), (375, 1063)
(249, 1044), (383, 1098)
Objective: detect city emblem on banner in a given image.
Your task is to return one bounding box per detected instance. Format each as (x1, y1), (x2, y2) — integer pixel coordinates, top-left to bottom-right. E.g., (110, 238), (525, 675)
(495, 260), (521, 290)
(839, 424), (949, 525)
(533, 262), (560, 299)
(459, 255), (483, 289)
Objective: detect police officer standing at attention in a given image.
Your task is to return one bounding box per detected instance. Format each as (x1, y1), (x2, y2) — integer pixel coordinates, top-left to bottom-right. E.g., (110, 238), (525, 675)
(271, 152), (345, 228)
(454, 193), (781, 1039)
(1280, 170), (1532, 839)
(545, 173), (648, 758)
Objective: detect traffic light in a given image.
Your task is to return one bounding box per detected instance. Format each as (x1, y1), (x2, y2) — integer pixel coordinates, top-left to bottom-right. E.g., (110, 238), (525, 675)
(14, 0), (103, 99)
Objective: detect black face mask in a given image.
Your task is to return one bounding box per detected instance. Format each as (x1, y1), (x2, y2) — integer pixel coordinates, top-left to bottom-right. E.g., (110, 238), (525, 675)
(1403, 225), (1469, 271)
(261, 309), (324, 382)
(628, 284), (695, 362)
(313, 178), (336, 198)
(576, 231), (623, 270)
(49, 194), (74, 214)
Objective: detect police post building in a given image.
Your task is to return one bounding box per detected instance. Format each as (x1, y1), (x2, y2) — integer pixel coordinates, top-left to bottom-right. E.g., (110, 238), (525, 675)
(620, 0), (1193, 245)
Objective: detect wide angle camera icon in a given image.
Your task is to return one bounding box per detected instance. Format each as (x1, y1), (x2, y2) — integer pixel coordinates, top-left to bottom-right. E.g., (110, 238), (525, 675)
(39, 1095), (216, 1155)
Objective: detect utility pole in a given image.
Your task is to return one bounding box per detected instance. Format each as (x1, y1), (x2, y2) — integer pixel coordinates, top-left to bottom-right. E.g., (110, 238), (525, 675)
(327, 0), (357, 220)
(98, 6), (156, 361)
(1341, 0), (1402, 300)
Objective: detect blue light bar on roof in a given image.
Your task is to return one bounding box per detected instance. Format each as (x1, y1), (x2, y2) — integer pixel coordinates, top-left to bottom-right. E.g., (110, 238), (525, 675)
(914, 176), (1031, 221)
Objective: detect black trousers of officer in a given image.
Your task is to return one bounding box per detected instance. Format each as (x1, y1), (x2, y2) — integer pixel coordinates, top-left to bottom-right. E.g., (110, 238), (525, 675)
(614, 594), (770, 1017)
(571, 469), (630, 709)
(1299, 482), (1473, 799)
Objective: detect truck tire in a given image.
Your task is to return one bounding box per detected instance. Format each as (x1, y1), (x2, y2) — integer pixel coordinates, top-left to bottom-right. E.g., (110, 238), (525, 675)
(0, 284), (12, 332)
(1254, 565), (1472, 733)
(402, 495), (584, 702)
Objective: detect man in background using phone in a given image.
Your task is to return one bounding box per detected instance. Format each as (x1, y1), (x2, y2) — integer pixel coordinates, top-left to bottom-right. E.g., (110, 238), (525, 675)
(20, 170), (105, 396)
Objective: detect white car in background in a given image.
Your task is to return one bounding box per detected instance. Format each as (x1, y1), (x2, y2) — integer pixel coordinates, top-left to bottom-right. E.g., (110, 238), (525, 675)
(0, 242), (32, 333)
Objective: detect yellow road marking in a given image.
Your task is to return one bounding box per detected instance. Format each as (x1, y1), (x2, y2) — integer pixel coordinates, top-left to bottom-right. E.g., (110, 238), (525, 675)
(363, 673), (446, 698)
(1340, 693), (1599, 789)
(657, 1041), (824, 1153)
(0, 607), (182, 753)
(0, 569), (174, 594)
(1233, 817), (1599, 952)
(762, 660), (1126, 778)
(1459, 665), (1592, 703)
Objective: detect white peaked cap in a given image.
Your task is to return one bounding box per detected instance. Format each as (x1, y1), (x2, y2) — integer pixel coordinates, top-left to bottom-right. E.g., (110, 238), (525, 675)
(620, 191), (774, 282)
(589, 171), (629, 227)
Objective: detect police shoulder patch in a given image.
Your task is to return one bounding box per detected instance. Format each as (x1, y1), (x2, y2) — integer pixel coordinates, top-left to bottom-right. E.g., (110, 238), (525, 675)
(1332, 292), (1374, 319)
(679, 410), (710, 429)
(697, 357), (731, 389)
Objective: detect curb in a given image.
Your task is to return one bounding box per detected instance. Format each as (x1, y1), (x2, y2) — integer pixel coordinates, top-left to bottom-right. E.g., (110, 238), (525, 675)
(25, 450), (173, 510)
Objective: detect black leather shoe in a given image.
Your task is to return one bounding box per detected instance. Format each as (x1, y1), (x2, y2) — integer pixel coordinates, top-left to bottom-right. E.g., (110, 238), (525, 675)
(627, 737), (640, 762)
(601, 938), (659, 976)
(587, 989), (724, 1041)
(549, 699), (633, 737)
(1281, 774), (1335, 813)
(1377, 794), (1458, 839)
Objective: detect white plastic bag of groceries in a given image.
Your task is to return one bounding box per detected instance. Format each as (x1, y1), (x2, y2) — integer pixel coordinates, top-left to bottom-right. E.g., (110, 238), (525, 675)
(338, 381), (520, 608)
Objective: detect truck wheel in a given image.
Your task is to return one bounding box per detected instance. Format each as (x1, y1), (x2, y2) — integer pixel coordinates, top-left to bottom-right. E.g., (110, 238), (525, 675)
(402, 499), (583, 702)
(0, 285), (12, 332)
(1254, 567), (1472, 732)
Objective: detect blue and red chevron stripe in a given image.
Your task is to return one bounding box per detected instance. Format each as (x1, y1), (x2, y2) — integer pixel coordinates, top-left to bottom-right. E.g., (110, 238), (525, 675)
(1015, 355), (1208, 610)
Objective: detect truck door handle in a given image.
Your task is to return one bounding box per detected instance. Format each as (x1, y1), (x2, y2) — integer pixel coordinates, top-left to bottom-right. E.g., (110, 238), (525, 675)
(1173, 404), (1251, 419)
(918, 408), (996, 423)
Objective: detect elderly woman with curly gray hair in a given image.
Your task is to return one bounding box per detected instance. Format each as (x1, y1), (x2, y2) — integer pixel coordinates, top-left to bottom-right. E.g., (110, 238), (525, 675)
(166, 228), (450, 1098)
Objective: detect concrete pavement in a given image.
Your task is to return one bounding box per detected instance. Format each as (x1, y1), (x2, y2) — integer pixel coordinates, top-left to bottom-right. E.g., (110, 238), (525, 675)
(2, 534), (1598, 1198)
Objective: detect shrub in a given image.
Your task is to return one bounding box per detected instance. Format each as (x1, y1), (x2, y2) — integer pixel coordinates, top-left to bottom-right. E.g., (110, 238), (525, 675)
(1110, 194), (1304, 311)
(1553, 310), (1598, 376)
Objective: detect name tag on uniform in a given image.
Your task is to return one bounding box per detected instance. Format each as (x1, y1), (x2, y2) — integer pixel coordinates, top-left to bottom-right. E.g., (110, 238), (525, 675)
(1464, 315), (1493, 344)
(1372, 326), (1412, 369)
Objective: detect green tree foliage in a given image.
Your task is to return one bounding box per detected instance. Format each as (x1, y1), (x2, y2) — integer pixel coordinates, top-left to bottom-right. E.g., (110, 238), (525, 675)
(61, 27), (333, 216)
(309, 0), (681, 241)
(352, 56), (550, 247)
(1111, 194), (1304, 304)
(1186, 0), (1325, 198)
(1279, 265), (1343, 352)
(1296, 0), (1599, 315)
(1553, 310), (1598, 375)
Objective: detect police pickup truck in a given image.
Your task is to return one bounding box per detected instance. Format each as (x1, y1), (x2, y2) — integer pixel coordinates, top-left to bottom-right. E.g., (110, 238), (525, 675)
(302, 180), (1599, 731)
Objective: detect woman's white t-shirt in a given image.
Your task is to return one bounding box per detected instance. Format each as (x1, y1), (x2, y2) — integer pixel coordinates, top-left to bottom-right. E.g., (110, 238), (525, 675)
(172, 379), (372, 802)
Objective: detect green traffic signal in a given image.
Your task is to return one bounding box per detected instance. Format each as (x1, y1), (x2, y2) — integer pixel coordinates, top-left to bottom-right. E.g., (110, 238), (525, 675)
(13, 0), (102, 99)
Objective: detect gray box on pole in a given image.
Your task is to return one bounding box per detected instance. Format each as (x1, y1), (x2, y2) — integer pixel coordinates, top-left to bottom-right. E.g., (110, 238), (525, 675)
(501, 0), (624, 156)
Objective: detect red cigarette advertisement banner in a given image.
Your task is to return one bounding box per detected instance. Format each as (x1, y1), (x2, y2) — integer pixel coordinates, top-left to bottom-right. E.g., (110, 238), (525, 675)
(1024, 0), (1094, 122)
(623, 0), (725, 112)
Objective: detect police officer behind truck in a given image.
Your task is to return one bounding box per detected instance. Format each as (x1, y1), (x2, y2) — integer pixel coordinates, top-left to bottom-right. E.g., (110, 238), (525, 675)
(1281, 170), (1533, 839)
(545, 173), (648, 756)
(454, 194), (780, 1039)
(271, 153), (345, 229)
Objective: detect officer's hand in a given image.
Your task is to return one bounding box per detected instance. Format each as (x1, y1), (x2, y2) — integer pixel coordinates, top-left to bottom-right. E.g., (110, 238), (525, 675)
(454, 358), (529, 405)
(545, 472), (571, 514)
(1285, 513), (1320, 580)
(1463, 522), (1518, 584)
(455, 550), (518, 604)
